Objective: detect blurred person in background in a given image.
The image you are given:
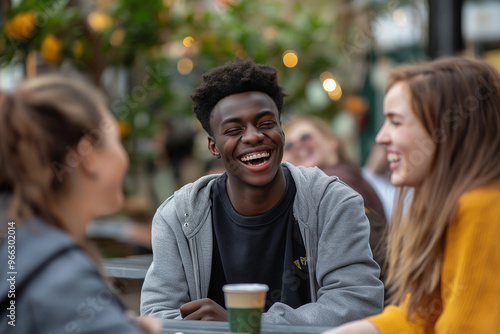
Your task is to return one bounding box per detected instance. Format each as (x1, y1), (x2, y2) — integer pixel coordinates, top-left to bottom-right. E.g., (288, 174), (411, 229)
(149, 119), (202, 206)
(0, 76), (160, 333)
(323, 57), (500, 333)
(283, 115), (385, 218)
(282, 115), (387, 284)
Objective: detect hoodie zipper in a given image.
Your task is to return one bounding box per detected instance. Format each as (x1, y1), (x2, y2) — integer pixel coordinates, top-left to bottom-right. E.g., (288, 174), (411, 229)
(188, 237), (202, 300)
(302, 227), (317, 302)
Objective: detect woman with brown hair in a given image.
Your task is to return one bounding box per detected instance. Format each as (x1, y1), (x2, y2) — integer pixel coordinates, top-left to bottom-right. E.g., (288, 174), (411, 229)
(0, 76), (160, 333)
(323, 57), (500, 333)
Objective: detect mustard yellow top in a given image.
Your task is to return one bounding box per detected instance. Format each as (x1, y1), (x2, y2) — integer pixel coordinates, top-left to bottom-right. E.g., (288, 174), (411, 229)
(368, 186), (500, 333)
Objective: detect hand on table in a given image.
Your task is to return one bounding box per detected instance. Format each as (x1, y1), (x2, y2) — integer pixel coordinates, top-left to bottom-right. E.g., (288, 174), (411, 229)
(137, 316), (162, 334)
(321, 320), (379, 334)
(126, 311), (162, 334)
(180, 298), (228, 321)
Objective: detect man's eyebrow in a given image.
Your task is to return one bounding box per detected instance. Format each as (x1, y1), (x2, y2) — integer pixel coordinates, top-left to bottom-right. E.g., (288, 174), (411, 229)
(220, 110), (276, 126)
(221, 117), (242, 127)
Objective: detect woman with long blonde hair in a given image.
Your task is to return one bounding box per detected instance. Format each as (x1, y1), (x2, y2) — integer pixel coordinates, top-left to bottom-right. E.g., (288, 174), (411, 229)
(323, 57), (500, 333)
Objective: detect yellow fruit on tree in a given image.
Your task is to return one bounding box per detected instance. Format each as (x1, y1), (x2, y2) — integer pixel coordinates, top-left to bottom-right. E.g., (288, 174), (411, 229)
(5, 11), (37, 40)
(41, 34), (62, 64)
(73, 40), (84, 59)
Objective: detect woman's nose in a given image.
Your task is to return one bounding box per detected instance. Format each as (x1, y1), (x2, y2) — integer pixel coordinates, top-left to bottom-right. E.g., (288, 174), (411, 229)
(375, 123), (390, 145)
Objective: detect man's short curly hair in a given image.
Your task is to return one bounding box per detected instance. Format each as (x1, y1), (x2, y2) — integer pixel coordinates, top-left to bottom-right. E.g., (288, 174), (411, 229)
(190, 58), (287, 135)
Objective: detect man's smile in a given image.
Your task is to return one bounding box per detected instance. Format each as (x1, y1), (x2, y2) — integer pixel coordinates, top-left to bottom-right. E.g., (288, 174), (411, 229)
(240, 150), (271, 166)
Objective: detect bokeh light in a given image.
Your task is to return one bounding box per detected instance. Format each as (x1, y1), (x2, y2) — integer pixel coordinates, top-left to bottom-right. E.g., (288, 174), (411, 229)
(322, 78), (337, 92)
(177, 57), (193, 75)
(320, 72), (342, 101)
(110, 28), (125, 47)
(87, 11), (113, 32)
(328, 86), (342, 101)
(283, 50), (298, 68)
(183, 36), (194, 47)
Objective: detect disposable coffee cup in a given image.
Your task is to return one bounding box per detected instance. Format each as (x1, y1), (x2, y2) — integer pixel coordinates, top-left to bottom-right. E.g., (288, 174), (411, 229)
(223, 283), (269, 334)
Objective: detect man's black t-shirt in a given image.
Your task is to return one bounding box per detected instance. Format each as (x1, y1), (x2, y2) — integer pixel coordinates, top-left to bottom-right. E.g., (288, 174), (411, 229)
(208, 167), (310, 311)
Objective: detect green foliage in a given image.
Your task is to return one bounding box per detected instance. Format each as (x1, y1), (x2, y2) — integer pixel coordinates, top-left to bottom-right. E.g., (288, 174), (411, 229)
(162, 0), (343, 120)
(1, 0), (387, 137)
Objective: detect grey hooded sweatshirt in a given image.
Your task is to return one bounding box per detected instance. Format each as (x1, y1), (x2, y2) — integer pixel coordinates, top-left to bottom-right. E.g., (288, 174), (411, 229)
(0, 212), (142, 333)
(140, 162), (384, 326)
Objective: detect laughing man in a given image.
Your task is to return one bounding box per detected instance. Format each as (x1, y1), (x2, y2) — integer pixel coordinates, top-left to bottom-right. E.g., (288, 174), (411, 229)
(140, 58), (384, 326)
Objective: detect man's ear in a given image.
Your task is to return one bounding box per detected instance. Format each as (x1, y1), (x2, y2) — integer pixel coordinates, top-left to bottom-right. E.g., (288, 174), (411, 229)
(76, 135), (99, 180)
(207, 136), (221, 159)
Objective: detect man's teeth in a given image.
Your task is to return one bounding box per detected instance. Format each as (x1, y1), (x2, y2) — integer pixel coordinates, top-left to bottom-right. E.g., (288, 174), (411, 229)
(241, 152), (270, 162)
(387, 153), (400, 162)
(250, 160), (267, 167)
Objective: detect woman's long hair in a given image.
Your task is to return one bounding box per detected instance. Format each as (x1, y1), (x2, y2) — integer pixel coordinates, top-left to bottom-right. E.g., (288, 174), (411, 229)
(385, 58), (500, 323)
(0, 76), (107, 263)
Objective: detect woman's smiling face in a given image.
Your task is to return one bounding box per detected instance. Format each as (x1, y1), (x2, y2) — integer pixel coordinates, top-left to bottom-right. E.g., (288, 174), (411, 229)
(376, 81), (436, 187)
(283, 120), (337, 169)
(208, 91), (285, 188)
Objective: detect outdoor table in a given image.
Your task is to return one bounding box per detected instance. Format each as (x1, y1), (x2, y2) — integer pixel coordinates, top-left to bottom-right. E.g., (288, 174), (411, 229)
(104, 257), (333, 334)
(161, 319), (331, 334)
(103, 254), (153, 279)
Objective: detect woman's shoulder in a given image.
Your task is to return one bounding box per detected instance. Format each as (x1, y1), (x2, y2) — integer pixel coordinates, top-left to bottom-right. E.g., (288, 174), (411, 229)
(21, 239), (141, 333)
(1, 218), (79, 291)
(17, 228), (140, 332)
(26, 244), (102, 300)
(453, 186), (500, 232)
(458, 186), (500, 211)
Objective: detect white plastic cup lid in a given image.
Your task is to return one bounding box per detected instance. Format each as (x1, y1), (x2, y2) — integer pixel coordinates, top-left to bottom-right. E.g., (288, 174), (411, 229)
(222, 283), (269, 293)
